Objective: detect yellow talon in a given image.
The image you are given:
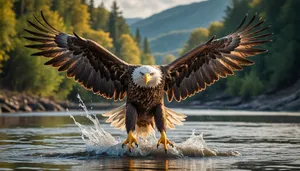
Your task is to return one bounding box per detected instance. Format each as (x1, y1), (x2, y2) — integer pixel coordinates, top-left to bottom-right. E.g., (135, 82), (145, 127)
(157, 131), (174, 152)
(122, 131), (138, 152)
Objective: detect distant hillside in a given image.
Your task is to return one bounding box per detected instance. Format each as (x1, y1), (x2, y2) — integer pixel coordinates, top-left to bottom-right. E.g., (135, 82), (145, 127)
(126, 17), (143, 25)
(131, 0), (230, 63)
(149, 30), (192, 63)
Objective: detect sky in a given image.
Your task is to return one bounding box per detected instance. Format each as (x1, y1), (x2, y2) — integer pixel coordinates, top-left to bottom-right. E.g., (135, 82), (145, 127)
(94, 0), (206, 18)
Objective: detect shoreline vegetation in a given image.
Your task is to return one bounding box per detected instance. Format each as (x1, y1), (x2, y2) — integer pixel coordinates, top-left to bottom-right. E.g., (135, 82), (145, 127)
(1, 79), (299, 113)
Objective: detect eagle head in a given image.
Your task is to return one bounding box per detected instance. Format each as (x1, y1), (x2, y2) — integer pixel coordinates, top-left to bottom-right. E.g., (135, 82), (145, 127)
(132, 66), (162, 88)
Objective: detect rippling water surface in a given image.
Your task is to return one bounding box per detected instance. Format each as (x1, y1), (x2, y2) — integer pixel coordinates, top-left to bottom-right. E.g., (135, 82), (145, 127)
(0, 104), (300, 170)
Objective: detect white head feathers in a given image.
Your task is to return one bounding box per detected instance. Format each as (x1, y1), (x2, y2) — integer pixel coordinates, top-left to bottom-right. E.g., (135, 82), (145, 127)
(131, 66), (162, 88)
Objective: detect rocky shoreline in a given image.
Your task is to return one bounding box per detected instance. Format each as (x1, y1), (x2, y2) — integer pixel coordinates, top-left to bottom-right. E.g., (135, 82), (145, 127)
(1, 80), (299, 113)
(181, 80), (300, 112)
(0, 91), (65, 113)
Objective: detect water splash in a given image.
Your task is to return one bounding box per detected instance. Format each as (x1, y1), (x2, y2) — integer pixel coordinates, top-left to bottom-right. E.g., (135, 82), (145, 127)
(70, 94), (240, 158)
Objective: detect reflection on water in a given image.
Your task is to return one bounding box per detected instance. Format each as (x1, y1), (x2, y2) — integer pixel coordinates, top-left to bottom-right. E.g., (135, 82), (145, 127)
(0, 108), (300, 170)
(72, 158), (216, 170)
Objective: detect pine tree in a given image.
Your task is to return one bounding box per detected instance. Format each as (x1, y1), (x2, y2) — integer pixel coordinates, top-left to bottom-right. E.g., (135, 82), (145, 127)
(51, 0), (65, 16)
(14, 0), (35, 18)
(135, 28), (141, 48)
(107, 1), (130, 55)
(89, 0), (95, 27)
(92, 2), (109, 31)
(143, 37), (151, 54)
(107, 1), (120, 54)
(140, 37), (155, 65)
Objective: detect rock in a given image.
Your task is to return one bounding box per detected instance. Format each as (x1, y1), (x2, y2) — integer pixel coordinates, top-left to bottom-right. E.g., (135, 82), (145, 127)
(207, 92), (232, 101)
(282, 98), (300, 111)
(190, 101), (202, 106)
(0, 103), (16, 113)
(203, 100), (222, 107)
(256, 104), (274, 111)
(28, 102), (46, 111)
(4, 98), (20, 111)
(39, 98), (64, 111)
(0, 94), (5, 103)
(222, 97), (243, 106)
(54, 103), (64, 111)
(19, 104), (32, 112)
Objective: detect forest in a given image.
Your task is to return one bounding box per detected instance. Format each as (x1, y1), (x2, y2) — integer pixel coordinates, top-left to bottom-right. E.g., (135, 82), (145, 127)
(0, 0), (154, 102)
(0, 0), (299, 104)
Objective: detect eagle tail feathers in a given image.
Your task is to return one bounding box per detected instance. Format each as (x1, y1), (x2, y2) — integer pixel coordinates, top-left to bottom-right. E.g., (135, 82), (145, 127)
(102, 105), (187, 136)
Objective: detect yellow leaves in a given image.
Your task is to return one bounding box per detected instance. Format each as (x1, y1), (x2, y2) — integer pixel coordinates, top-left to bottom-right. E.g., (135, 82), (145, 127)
(71, 4), (90, 35)
(249, 0), (261, 8)
(120, 34), (141, 64)
(181, 21), (224, 56)
(141, 53), (155, 65)
(181, 28), (209, 55)
(83, 30), (113, 50)
(208, 21), (224, 38)
(163, 54), (176, 64)
(0, 0), (16, 70)
(39, 6), (66, 32)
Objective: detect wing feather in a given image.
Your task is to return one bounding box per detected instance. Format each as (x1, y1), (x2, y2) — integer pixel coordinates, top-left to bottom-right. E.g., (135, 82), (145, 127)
(25, 11), (130, 101)
(164, 14), (271, 102)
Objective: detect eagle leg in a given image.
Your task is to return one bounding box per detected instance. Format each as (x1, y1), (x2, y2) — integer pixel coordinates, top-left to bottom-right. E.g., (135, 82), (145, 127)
(122, 130), (138, 152)
(157, 131), (174, 153)
(122, 103), (138, 152)
(154, 104), (174, 152)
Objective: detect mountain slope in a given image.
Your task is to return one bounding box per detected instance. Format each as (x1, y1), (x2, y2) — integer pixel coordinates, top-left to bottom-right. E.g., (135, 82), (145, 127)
(130, 0), (230, 62)
(131, 0), (230, 38)
(126, 17), (143, 25)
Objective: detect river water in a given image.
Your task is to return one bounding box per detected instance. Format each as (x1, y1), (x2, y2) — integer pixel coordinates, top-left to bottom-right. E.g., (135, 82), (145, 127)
(0, 104), (300, 170)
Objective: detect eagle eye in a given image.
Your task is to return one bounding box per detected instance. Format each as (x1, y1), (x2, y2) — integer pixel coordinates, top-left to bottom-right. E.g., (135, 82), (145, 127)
(140, 72), (144, 76)
(150, 72), (154, 76)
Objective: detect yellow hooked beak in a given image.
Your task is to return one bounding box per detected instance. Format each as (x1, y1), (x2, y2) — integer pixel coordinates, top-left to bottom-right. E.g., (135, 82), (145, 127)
(144, 73), (151, 85)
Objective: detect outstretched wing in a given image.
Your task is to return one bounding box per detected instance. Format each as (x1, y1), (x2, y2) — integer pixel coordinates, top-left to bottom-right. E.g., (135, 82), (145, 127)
(24, 11), (130, 101)
(163, 14), (272, 102)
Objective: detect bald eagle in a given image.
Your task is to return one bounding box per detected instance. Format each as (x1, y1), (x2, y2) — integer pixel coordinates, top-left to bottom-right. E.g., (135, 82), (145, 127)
(25, 12), (271, 152)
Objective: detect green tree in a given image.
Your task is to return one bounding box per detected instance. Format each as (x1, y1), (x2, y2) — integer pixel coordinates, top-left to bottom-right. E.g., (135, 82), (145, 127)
(14, 0), (35, 17)
(226, 75), (243, 96)
(92, 2), (109, 31)
(163, 54), (176, 64)
(119, 34), (141, 64)
(3, 39), (64, 96)
(107, 1), (130, 55)
(265, 0), (300, 89)
(51, 0), (65, 16)
(239, 71), (264, 98)
(180, 28), (208, 55)
(207, 21), (224, 38)
(0, 0), (16, 72)
(107, 1), (121, 53)
(143, 37), (151, 54)
(135, 28), (141, 48)
(2, 7), (71, 98)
